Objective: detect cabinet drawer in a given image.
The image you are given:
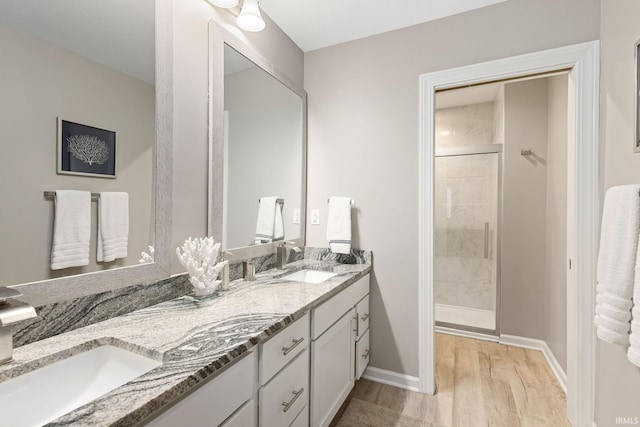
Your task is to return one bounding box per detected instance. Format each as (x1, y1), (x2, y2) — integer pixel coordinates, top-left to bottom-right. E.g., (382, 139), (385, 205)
(260, 313), (309, 384)
(259, 349), (309, 427)
(146, 351), (256, 427)
(221, 399), (256, 427)
(312, 274), (369, 339)
(290, 405), (309, 427)
(355, 329), (370, 380)
(355, 294), (369, 339)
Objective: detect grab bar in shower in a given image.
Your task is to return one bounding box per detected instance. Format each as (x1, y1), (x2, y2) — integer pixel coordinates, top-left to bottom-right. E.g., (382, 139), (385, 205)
(484, 222), (490, 259)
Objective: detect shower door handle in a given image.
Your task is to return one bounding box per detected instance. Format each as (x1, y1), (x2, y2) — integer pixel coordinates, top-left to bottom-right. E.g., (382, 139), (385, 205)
(484, 222), (490, 259)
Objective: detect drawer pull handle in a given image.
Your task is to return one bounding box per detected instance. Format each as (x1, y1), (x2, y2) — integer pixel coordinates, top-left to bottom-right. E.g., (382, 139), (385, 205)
(282, 388), (304, 412)
(361, 313), (370, 321)
(282, 337), (305, 356)
(362, 349), (371, 359)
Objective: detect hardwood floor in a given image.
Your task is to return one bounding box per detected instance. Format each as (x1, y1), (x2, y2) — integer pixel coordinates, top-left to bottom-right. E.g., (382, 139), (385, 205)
(333, 333), (569, 427)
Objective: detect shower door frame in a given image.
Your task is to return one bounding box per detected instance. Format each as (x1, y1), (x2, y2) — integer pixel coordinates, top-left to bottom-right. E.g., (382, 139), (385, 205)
(434, 144), (503, 337)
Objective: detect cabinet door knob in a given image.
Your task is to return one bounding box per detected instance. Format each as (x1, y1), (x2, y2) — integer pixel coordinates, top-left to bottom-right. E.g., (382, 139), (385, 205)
(361, 313), (369, 321)
(282, 388), (304, 412)
(282, 337), (305, 356)
(362, 349), (371, 359)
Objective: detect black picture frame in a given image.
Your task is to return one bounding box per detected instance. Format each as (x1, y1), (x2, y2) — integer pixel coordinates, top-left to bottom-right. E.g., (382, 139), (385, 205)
(57, 117), (117, 178)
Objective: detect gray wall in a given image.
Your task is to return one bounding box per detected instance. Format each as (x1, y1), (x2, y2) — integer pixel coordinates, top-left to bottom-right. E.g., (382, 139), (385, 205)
(502, 79), (549, 340)
(224, 67), (303, 248)
(544, 75), (568, 372)
(597, 0), (640, 424)
(304, 0), (599, 376)
(171, 0), (304, 273)
(0, 24), (154, 286)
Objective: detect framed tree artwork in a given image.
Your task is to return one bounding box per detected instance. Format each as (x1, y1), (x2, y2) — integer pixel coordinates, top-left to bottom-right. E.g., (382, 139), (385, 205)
(57, 117), (117, 178)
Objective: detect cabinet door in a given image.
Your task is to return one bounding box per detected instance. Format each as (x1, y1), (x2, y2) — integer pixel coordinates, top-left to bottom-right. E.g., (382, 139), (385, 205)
(146, 351), (256, 427)
(221, 400), (256, 427)
(310, 308), (355, 427)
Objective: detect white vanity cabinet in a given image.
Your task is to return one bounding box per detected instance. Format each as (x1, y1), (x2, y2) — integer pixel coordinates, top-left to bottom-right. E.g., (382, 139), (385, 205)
(258, 314), (310, 427)
(146, 350), (257, 427)
(310, 274), (370, 427)
(355, 294), (371, 380)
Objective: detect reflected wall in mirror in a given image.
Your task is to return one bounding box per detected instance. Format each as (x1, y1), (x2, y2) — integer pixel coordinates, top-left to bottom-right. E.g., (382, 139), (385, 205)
(0, 0), (160, 287)
(209, 21), (307, 258)
(222, 45), (303, 248)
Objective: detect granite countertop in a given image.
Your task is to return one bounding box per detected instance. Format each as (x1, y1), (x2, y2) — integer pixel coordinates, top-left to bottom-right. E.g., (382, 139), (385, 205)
(0, 259), (371, 426)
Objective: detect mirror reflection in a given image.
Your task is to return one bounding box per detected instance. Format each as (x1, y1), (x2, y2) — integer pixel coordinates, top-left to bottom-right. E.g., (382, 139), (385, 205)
(222, 45), (303, 249)
(0, 0), (156, 286)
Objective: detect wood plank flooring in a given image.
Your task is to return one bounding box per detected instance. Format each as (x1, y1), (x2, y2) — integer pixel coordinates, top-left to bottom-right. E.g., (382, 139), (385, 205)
(333, 333), (569, 427)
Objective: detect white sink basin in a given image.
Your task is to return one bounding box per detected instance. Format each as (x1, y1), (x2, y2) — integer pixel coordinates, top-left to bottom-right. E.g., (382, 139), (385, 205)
(280, 269), (337, 284)
(0, 344), (161, 427)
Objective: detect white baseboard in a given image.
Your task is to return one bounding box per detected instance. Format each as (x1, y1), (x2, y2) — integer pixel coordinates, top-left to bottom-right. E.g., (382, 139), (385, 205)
(361, 366), (420, 392)
(499, 334), (567, 393)
(436, 325), (499, 342)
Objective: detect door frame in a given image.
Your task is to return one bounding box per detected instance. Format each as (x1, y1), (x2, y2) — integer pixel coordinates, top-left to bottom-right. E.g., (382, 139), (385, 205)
(418, 41), (599, 427)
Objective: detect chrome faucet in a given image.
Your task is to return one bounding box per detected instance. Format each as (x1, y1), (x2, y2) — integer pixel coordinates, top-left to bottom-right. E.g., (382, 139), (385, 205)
(276, 242), (301, 270)
(0, 287), (37, 365)
(218, 251), (232, 291)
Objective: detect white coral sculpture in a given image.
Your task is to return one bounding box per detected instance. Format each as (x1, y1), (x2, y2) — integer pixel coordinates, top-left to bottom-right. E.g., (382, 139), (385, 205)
(176, 237), (228, 296)
(139, 246), (155, 264)
(67, 135), (110, 165)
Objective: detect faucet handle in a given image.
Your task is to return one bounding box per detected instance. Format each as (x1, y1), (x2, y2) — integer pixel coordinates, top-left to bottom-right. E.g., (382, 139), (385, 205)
(281, 241), (302, 252)
(0, 287), (22, 304)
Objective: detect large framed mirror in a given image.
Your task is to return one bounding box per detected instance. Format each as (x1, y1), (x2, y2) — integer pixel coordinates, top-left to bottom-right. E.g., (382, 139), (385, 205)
(208, 22), (306, 261)
(0, 0), (173, 305)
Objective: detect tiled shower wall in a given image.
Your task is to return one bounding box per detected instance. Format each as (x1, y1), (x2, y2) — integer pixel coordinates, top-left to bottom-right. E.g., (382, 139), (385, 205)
(434, 102), (499, 312)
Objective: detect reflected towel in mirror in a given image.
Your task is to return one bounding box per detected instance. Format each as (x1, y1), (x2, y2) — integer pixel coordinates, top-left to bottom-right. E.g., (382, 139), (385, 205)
(255, 197), (284, 243)
(97, 192), (129, 262)
(51, 190), (91, 270)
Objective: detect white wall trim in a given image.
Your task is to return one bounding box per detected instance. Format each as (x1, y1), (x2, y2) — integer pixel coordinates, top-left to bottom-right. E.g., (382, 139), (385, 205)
(499, 334), (568, 393)
(418, 41), (599, 427)
(435, 325), (499, 343)
(362, 366), (420, 392)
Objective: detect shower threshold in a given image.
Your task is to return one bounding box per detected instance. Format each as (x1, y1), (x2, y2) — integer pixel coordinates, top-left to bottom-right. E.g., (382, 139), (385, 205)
(435, 303), (495, 330)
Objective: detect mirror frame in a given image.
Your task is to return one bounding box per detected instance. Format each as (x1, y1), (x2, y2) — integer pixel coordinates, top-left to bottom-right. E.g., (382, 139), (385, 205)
(207, 21), (307, 262)
(12, 0), (173, 306)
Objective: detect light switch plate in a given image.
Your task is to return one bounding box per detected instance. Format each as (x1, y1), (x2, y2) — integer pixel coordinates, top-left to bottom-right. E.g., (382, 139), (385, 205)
(311, 209), (320, 225)
(293, 208), (301, 224)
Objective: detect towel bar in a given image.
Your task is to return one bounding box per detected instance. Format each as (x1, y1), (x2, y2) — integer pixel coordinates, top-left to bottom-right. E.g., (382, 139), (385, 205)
(327, 198), (355, 205)
(257, 198), (284, 205)
(44, 191), (100, 201)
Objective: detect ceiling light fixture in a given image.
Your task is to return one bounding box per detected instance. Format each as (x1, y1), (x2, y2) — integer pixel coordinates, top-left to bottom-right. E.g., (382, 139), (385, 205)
(237, 0), (266, 32)
(208, 0), (239, 8)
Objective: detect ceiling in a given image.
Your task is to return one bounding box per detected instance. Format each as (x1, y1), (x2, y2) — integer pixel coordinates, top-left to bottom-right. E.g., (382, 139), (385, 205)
(260, 0), (509, 52)
(0, 0), (155, 84)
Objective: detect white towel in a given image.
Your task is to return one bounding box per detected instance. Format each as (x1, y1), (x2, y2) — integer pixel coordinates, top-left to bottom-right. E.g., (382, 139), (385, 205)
(97, 192), (129, 262)
(274, 202), (284, 241)
(628, 232), (640, 366)
(327, 196), (352, 254)
(255, 197), (284, 243)
(51, 190), (91, 270)
(595, 185), (640, 346)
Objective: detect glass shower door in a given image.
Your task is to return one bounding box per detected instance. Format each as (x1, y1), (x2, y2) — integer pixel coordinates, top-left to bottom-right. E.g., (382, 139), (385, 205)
(434, 152), (500, 333)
